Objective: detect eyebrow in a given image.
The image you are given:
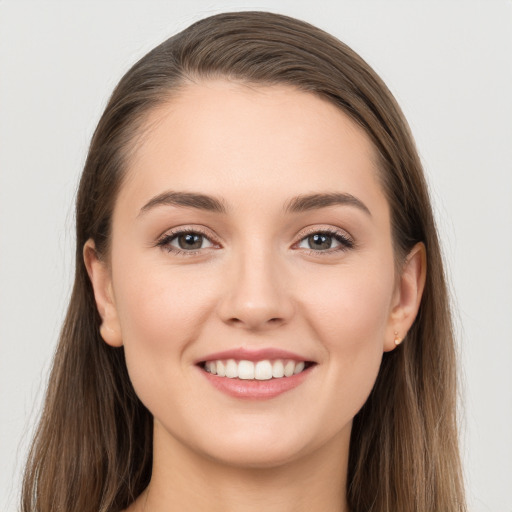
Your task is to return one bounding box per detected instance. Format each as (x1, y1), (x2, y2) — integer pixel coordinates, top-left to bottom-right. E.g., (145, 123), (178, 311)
(138, 190), (371, 217)
(138, 191), (227, 217)
(284, 192), (371, 216)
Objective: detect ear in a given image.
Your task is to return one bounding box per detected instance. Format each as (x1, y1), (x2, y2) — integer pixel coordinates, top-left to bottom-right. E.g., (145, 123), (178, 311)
(384, 242), (427, 352)
(83, 239), (123, 347)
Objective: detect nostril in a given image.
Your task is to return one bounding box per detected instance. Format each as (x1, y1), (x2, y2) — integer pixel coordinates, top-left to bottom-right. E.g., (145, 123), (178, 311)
(226, 316), (284, 327)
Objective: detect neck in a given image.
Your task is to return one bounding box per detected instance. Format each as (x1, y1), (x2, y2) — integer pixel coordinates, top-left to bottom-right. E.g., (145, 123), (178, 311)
(131, 422), (350, 512)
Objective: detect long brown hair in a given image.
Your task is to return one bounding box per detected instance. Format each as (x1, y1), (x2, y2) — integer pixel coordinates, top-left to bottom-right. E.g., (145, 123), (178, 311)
(22, 11), (466, 512)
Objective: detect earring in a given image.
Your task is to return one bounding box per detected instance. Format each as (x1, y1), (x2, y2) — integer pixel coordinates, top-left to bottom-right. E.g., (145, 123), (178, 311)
(394, 331), (402, 346)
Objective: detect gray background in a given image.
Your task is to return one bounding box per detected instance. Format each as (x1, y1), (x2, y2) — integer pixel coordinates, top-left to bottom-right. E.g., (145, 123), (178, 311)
(1, 1), (511, 510)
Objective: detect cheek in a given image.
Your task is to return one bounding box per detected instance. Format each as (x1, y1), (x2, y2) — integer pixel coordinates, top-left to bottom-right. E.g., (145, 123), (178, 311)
(301, 257), (394, 344)
(298, 258), (394, 406)
(111, 259), (217, 391)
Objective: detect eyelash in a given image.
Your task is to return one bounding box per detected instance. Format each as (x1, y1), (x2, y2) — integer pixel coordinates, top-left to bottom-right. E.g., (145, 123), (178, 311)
(155, 227), (354, 256)
(295, 227), (354, 256)
(156, 227), (216, 256)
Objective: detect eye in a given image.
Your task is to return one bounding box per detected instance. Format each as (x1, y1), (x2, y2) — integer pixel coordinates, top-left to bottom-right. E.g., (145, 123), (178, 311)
(296, 229), (353, 253)
(156, 229), (216, 254)
(173, 232), (212, 250)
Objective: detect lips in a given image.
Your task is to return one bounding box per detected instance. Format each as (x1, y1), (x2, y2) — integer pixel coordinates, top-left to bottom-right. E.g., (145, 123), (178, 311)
(196, 348), (316, 399)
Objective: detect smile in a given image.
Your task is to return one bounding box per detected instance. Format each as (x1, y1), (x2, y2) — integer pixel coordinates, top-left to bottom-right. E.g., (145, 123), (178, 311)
(196, 348), (316, 399)
(202, 359), (312, 380)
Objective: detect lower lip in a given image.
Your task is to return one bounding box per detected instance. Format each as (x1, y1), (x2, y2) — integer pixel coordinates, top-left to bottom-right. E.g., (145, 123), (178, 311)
(199, 366), (313, 399)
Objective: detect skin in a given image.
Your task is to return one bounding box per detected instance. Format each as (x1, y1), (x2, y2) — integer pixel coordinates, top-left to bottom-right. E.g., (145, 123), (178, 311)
(85, 80), (426, 512)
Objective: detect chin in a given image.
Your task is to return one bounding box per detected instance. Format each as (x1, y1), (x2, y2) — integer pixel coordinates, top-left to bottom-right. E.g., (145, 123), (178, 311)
(203, 440), (309, 470)
(184, 416), (349, 471)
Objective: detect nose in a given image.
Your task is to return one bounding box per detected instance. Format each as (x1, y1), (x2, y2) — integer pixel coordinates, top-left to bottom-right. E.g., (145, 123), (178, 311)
(217, 247), (295, 331)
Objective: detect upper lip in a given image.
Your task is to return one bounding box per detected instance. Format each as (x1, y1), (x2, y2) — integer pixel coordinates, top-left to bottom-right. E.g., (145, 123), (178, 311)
(196, 347), (314, 364)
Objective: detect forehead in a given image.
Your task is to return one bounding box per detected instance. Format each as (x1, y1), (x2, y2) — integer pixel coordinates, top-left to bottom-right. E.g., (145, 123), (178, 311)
(117, 80), (386, 218)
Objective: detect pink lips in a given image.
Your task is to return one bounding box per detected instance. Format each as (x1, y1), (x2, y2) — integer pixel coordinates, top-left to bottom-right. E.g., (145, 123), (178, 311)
(197, 347), (309, 364)
(196, 347), (315, 400)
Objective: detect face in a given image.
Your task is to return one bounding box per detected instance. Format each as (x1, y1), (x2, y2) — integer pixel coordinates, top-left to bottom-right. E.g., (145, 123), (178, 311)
(87, 80), (420, 469)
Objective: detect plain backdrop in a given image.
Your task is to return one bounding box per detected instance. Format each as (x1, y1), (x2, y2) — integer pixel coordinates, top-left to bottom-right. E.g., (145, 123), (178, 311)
(1, 1), (511, 511)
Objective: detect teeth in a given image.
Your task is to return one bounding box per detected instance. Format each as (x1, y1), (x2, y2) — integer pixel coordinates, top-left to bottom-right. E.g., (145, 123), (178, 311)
(293, 361), (305, 374)
(204, 359), (308, 380)
(254, 360), (273, 380)
(238, 360), (254, 380)
(272, 360), (284, 378)
(206, 361), (217, 375)
(284, 360), (295, 377)
(225, 359), (238, 379)
(216, 360), (226, 377)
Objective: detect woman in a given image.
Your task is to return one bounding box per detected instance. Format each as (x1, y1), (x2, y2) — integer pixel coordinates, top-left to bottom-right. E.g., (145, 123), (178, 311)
(21, 11), (466, 512)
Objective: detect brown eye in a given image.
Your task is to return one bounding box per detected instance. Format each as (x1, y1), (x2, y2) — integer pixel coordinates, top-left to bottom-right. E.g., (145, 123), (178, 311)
(307, 233), (333, 250)
(297, 230), (354, 253)
(157, 230), (215, 253)
(177, 233), (204, 250)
